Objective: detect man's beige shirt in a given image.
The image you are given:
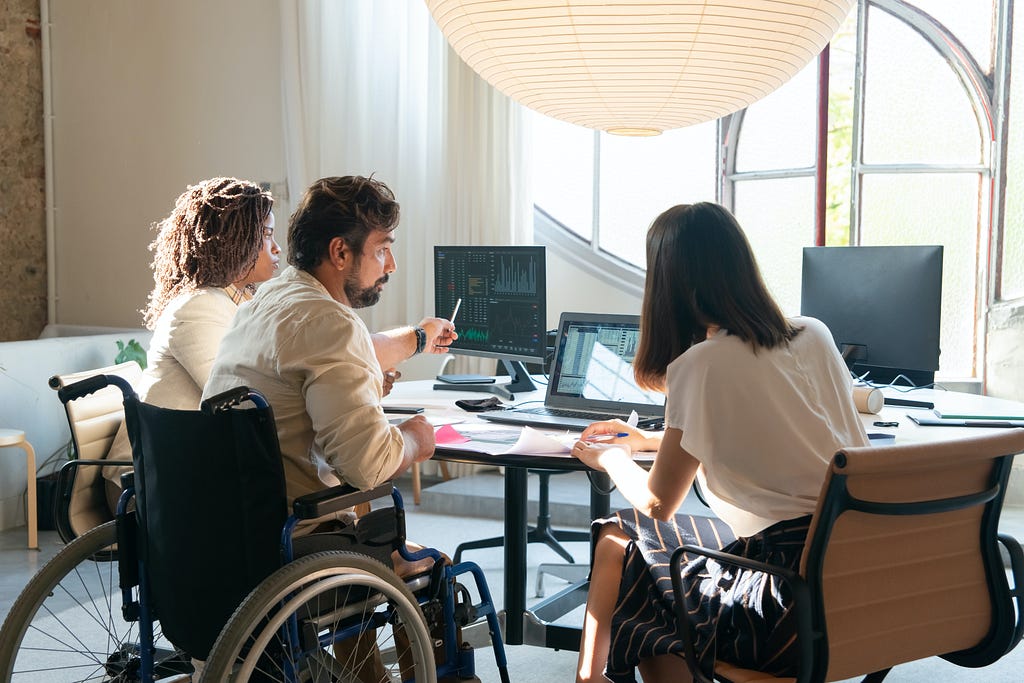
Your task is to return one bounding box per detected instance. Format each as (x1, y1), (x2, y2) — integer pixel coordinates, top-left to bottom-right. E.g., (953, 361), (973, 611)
(203, 266), (405, 502)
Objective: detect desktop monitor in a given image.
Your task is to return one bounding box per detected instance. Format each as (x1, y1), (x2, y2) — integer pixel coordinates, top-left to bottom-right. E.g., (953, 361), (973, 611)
(800, 245), (943, 387)
(433, 245), (547, 399)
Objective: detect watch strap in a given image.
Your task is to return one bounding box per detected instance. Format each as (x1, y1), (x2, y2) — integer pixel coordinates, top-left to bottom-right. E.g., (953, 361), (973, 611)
(413, 326), (427, 354)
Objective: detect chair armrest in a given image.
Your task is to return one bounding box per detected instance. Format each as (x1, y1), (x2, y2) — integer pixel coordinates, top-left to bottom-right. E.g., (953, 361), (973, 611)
(292, 481), (394, 520)
(671, 544), (816, 683)
(55, 458), (127, 544)
(998, 533), (1024, 652)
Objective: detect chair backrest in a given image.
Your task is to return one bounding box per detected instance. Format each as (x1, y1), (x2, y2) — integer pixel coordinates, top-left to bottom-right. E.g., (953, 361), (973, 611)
(49, 361), (144, 540)
(802, 429), (1024, 681)
(124, 390), (288, 660)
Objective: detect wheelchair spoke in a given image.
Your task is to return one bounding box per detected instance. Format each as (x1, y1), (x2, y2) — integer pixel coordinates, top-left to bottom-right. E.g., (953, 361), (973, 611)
(203, 552), (436, 683)
(1, 522), (186, 683)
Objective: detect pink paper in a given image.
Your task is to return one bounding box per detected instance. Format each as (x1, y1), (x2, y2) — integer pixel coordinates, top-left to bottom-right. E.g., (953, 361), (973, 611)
(435, 423), (470, 445)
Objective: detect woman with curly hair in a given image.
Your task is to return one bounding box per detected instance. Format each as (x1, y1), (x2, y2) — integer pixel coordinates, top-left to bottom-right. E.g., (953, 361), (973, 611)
(104, 177), (279, 499)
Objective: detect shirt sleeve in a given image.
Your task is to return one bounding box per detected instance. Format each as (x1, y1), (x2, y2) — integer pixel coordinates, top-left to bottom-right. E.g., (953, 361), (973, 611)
(286, 310), (405, 491)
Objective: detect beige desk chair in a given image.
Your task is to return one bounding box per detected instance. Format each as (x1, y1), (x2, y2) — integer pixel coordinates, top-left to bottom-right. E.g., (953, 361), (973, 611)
(48, 361), (143, 542)
(671, 429), (1024, 683)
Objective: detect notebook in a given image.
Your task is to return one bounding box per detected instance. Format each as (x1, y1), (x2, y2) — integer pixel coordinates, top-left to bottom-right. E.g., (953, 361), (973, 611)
(908, 414), (1024, 428)
(478, 312), (665, 431)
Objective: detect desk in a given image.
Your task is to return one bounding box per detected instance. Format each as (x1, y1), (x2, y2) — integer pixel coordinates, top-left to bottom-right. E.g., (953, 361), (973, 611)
(386, 379), (620, 648)
(386, 379), (1024, 649)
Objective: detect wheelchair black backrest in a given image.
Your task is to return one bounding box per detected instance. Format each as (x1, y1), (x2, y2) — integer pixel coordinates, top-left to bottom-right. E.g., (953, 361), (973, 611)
(124, 390), (287, 661)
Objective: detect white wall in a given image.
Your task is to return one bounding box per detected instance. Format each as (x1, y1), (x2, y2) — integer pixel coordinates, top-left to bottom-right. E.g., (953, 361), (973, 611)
(48, 0), (287, 328)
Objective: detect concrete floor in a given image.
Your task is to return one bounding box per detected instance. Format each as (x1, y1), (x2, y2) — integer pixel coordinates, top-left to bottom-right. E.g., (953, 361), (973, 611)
(2, 470), (1024, 682)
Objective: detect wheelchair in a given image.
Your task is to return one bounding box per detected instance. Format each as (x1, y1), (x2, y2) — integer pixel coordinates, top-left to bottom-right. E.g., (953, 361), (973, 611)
(0, 374), (510, 683)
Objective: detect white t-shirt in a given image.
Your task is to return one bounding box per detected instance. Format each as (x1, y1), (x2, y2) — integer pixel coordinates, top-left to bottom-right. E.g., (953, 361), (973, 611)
(665, 316), (868, 537)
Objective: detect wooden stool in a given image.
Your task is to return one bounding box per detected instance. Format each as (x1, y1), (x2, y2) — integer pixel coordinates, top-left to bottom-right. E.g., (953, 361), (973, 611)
(0, 429), (38, 549)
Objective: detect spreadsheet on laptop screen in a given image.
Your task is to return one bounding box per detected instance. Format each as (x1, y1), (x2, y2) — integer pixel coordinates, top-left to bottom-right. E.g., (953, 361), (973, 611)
(551, 321), (664, 408)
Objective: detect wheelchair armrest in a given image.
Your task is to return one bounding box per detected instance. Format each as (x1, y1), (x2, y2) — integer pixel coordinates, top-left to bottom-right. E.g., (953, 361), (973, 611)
(670, 544), (816, 683)
(293, 481), (394, 520)
(998, 533), (1024, 652)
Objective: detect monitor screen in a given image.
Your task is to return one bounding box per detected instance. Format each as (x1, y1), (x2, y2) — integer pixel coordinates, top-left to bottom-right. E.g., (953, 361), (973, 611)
(800, 245), (943, 387)
(548, 313), (664, 410)
(434, 245), (547, 365)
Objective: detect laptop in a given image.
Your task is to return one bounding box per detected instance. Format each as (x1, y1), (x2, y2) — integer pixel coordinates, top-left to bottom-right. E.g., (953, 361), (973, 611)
(479, 312), (666, 431)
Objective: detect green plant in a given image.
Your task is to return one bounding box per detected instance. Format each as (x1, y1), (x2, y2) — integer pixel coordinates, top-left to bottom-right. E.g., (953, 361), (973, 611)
(115, 339), (147, 370)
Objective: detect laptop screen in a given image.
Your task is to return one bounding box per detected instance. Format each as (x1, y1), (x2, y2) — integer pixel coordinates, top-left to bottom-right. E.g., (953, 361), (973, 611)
(546, 312), (665, 414)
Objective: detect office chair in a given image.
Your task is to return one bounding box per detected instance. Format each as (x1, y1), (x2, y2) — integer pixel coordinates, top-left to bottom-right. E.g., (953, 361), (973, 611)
(670, 429), (1024, 682)
(48, 360), (144, 541)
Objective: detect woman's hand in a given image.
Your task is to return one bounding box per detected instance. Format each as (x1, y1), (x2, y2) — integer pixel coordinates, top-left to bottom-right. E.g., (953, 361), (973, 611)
(579, 419), (661, 453)
(571, 439), (632, 472)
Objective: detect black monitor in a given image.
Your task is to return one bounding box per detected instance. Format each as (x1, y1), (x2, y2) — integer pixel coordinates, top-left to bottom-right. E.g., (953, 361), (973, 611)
(433, 245), (547, 400)
(800, 245), (943, 387)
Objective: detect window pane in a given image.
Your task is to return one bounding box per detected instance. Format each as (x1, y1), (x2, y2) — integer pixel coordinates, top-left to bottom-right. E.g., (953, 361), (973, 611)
(825, 9), (859, 244)
(532, 113), (594, 239)
(860, 173), (979, 378)
(735, 59), (817, 172)
(862, 7), (983, 164)
(905, 0), (995, 72)
(597, 122), (717, 268)
(1001, 0), (1024, 300)
(734, 177), (816, 317)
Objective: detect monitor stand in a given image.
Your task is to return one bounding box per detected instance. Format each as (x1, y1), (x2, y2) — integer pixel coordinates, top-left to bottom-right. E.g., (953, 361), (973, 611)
(433, 359), (537, 402)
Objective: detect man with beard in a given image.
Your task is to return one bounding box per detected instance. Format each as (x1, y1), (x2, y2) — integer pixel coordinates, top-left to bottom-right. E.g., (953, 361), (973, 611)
(203, 175), (454, 504)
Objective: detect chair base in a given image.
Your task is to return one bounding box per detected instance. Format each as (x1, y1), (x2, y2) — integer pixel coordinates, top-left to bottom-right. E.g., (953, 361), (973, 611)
(453, 525), (589, 564)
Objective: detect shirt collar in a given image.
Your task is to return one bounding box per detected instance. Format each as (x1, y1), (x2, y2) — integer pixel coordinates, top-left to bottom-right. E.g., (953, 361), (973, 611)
(222, 283), (254, 305)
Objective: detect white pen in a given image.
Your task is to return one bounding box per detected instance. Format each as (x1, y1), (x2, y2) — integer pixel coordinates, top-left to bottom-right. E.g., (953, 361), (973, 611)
(450, 297), (462, 323)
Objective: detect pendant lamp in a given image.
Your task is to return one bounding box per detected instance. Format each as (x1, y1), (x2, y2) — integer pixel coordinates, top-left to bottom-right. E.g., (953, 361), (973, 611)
(426, 1), (855, 135)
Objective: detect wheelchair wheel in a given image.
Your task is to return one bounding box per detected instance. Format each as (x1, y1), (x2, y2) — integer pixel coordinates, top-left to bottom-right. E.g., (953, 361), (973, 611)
(0, 521), (188, 682)
(202, 551), (436, 683)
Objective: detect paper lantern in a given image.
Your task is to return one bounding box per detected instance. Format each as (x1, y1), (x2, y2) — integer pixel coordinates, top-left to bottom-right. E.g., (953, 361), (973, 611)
(426, 0), (855, 135)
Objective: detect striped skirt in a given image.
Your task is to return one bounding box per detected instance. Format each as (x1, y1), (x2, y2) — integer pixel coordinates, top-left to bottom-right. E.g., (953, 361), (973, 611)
(595, 509), (811, 683)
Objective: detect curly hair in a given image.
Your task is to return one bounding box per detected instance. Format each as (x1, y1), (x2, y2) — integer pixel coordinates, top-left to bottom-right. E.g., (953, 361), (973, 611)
(288, 175), (400, 271)
(144, 177), (273, 329)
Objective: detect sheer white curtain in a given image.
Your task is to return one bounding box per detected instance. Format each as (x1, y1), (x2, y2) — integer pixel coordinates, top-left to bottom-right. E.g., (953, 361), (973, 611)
(279, 0), (531, 349)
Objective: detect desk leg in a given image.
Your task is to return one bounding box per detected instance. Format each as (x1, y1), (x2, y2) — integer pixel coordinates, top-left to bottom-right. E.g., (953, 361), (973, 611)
(589, 470), (612, 520)
(504, 466), (528, 646)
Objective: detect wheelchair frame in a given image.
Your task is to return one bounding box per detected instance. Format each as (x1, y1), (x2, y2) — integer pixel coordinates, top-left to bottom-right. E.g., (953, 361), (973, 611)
(0, 375), (510, 683)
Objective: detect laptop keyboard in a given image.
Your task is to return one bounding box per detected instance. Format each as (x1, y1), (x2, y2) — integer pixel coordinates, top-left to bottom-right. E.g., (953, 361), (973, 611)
(518, 406), (664, 429)
(518, 407), (612, 420)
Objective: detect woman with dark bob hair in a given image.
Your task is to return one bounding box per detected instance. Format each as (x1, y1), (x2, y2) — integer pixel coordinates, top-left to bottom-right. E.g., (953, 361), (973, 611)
(572, 203), (868, 683)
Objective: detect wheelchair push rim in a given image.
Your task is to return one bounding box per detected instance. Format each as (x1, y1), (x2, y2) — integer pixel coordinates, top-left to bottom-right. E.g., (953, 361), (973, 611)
(201, 551), (437, 683)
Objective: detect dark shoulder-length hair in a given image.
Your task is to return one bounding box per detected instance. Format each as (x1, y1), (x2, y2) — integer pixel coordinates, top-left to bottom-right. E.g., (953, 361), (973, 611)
(288, 175), (400, 271)
(633, 202), (800, 391)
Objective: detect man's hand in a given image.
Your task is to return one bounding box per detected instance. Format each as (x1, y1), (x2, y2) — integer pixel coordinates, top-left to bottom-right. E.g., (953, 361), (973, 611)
(417, 317), (458, 354)
(397, 414), (436, 463)
(383, 368), (400, 397)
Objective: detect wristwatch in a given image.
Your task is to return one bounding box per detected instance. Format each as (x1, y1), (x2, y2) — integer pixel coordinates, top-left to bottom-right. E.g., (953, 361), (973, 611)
(413, 326), (427, 354)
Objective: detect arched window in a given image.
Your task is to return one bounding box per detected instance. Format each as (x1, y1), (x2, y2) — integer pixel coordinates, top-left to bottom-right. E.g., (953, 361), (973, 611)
(533, 0), (1013, 381)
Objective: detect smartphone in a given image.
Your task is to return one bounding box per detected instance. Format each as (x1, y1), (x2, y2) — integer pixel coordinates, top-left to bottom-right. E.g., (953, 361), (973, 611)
(383, 405), (425, 414)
